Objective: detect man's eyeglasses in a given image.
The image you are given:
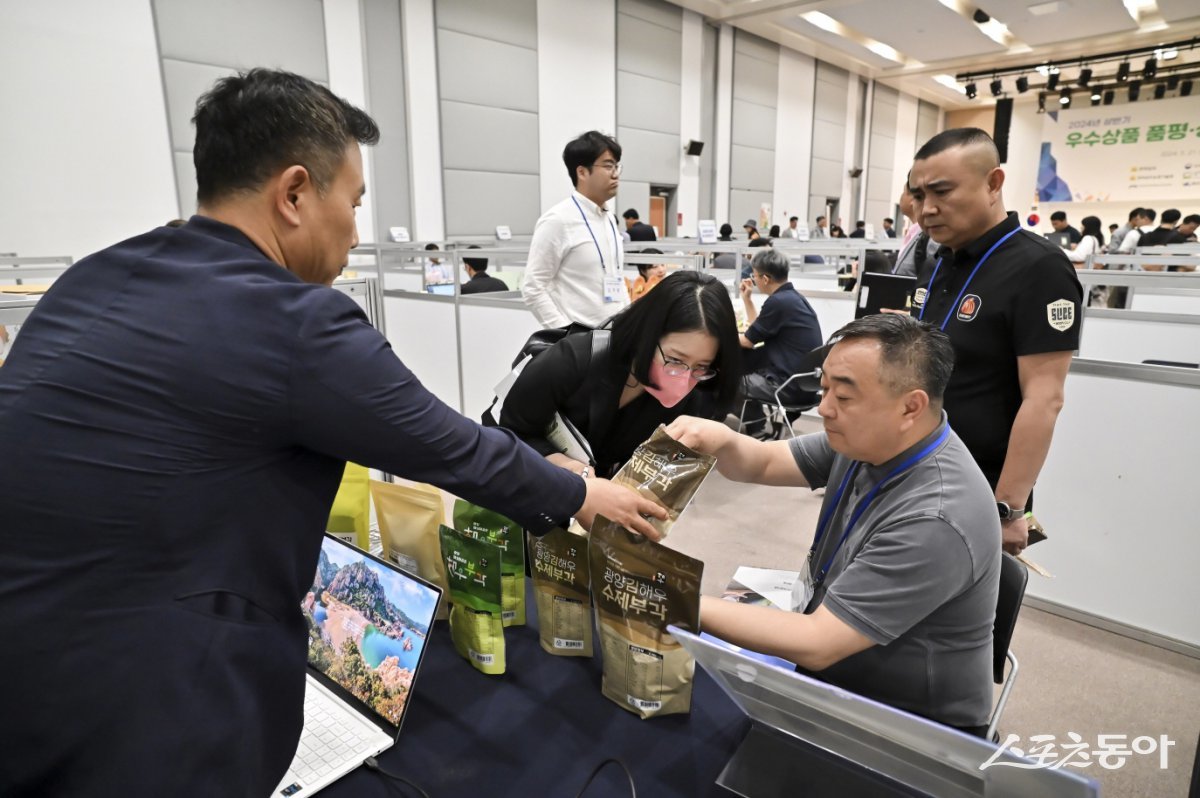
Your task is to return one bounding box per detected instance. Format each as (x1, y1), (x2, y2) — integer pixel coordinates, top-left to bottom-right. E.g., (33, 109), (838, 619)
(658, 344), (717, 381)
(591, 161), (623, 177)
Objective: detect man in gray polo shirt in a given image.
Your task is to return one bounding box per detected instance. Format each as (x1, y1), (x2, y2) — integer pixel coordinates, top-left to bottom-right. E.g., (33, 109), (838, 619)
(666, 314), (1000, 733)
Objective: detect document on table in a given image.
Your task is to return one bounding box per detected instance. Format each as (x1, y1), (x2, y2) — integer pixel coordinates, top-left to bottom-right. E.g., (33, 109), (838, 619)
(722, 566), (802, 612)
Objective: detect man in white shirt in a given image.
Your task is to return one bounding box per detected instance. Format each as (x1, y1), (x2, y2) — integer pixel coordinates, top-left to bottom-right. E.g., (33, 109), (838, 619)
(522, 131), (628, 328)
(781, 216), (800, 238)
(1115, 208), (1156, 256)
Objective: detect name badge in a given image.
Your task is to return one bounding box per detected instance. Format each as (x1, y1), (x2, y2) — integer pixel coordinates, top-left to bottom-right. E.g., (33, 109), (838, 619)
(603, 276), (626, 304)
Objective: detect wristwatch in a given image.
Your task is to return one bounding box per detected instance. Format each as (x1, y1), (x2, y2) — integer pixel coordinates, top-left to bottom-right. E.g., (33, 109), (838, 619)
(996, 501), (1024, 522)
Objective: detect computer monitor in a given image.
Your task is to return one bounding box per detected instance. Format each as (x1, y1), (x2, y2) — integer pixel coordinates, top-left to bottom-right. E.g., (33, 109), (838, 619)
(425, 283), (456, 296)
(670, 626), (1099, 798)
(1044, 232), (1071, 249)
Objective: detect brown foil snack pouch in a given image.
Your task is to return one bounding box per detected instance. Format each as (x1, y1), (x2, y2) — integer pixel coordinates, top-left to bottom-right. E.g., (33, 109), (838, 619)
(528, 526), (592, 656)
(609, 426), (716, 539)
(370, 479), (449, 620)
(590, 517), (703, 718)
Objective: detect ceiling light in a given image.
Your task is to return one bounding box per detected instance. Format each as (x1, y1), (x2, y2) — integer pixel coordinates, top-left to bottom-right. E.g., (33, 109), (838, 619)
(965, 82), (978, 99)
(1037, 93), (1047, 113)
(866, 41), (903, 63)
(1143, 58), (1158, 78)
(1122, 0), (1156, 22)
(1028, 0), (1066, 15)
(1103, 90), (1115, 105)
(1047, 72), (1060, 90)
(1077, 68), (1092, 87)
(934, 74), (961, 91)
(1036, 64), (1050, 76)
(990, 78), (1003, 96)
(1154, 83), (1166, 99)
(1090, 87), (1102, 101)
(977, 19), (1010, 45)
(1016, 76), (1029, 93)
(800, 11), (840, 32)
(1060, 87), (1072, 106)
(1117, 62), (1131, 82)
(1181, 80), (1193, 97)
(1129, 80), (1141, 101)
(1157, 47), (1178, 61)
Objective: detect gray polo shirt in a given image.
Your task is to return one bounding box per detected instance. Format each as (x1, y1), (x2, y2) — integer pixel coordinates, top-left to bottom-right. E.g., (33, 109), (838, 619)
(790, 416), (1000, 728)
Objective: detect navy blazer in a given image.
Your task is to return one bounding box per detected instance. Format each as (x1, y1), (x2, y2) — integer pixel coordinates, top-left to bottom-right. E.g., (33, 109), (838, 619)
(0, 217), (584, 797)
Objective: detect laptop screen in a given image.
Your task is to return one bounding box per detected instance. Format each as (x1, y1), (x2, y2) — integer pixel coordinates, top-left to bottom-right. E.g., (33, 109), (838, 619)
(302, 534), (441, 729)
(425, 283), (456, 296)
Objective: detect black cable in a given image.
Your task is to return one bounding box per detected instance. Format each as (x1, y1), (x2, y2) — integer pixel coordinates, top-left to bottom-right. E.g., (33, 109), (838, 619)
(573, 757), (637, 798)
(364, 756), (432, 798)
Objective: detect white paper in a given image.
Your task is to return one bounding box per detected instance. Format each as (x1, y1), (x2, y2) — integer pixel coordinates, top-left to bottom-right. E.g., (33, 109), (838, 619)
(730, 566), (802, 611)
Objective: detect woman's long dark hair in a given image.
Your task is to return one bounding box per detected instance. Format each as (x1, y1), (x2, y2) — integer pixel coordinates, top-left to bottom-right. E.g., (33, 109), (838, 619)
(1080, 215), (1104, 247)
(609, 271), (741, 411)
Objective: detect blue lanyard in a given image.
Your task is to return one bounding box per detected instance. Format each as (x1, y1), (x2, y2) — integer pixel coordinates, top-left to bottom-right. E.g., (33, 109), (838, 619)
(571, 196), (619, 274)
(917, 227), (1021, 330)
(810, 424), (951, 585)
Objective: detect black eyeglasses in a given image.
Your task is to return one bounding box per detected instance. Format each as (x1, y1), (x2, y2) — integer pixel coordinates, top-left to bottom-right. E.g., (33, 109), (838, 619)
(658, 344), (717, 381)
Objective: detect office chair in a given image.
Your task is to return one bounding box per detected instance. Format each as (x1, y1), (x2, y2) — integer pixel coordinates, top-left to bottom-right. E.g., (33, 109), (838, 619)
(988, 552), (1029, 741)
(737, 370), (821, 440)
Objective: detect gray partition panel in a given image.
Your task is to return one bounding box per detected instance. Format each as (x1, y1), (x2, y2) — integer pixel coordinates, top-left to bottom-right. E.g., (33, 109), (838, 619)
(732, 99), (777, 151)
(617, 73), (681, 135)
(161, 60), (238, 152)
(700, 21), (717, 220)
(617, 0), (682, 31)
(435, 0), (537, 50)
(734, 29), (779, 63)
(616, 127), (680, 185)
(732, 54), (778, 108)
(729, 189), (773, 228)
(810, 118), (846, 161)
(809, 157), (843, 199)
(153, 0), (328, 81)
(866, 165), (893, 202)
(443, 171), (540, 236)
(440, 102), (540, 173)
(436, 30), (538, 112)
(364, 0), (411, 240)
(916, 100), (940, 149)
(616, 15), (683, 83)
(730, 144), (775, 191)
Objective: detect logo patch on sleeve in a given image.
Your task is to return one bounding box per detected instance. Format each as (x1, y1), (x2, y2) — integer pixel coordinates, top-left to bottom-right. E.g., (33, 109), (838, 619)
(956, 294), (982, 322)
(913, 287), (927, 307)
(1046, 299), (1076, 331)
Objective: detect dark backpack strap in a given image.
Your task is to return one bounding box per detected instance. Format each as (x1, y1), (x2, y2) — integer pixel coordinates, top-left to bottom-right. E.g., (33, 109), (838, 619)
(914, 231), (929, 270)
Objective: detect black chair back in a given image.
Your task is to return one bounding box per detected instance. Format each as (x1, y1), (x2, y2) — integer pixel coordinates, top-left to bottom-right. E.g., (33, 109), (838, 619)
(994, 553), (1029, 683)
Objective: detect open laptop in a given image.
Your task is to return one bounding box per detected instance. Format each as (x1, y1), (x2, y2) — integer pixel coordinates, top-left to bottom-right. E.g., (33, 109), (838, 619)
(1044, 231), (1071, 249)
(425, 283), (456, 296)
(855, 272), (916, 318)
(274, 533), (442, 797)
(670, 626), (1099, 798)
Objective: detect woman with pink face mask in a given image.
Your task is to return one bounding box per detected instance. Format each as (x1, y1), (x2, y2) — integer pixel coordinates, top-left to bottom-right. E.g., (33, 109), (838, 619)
(498, 271), (741, 478)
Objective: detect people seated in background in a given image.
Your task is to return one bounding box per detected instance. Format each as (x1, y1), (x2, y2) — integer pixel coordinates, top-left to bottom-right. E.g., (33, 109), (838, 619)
(829, 223), (846, 238)
(460, 246), (509, 294)
(1061, 215), (1104, 267)
(667, 314), (1000, 736)
(1108, 223), (1119, 239)
(1050, 211), (1082, 245)
(743, 219), (762, 242)
(628, 247), (666, 301)
(768, 224), (781, 238)
(782, 216), (800, 238)
(424, 242), (451, 284)
(742, 236), (772, 279)
(813, 215), (829, 238)
(1114, 207), (1156, 254)
(1107, 208), (1142, 253)
(718, 222), (734, 242)
(882, 217), (897, 238)
(892, 177), (939, 277)
(737, 248), (823, 437)
(1180, 214), (1200, 243)
(622, 208), (657, 241)
(848, 221), (866, 238)
(1137, 208), (1186, 248)
(498, 271), (740, 478)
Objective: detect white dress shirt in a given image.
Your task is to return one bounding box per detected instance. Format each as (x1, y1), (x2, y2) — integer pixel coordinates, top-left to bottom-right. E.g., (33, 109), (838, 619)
(522, 191), (627, 328)
(1063, 234), (1099, 263)
(1116, 224), (1155, 255)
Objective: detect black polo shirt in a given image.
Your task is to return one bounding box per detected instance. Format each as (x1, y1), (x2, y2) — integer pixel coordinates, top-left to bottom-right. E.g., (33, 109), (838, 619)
(744, 282), (824, 383)
(911, 212), (1082, 485)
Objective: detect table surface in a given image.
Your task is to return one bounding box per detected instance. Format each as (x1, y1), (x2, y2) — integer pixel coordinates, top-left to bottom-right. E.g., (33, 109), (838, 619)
(322, 582), (750, 797)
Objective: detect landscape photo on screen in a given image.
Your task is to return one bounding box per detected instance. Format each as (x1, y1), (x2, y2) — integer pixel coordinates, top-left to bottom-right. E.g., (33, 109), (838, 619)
(302, 538), (440, 725)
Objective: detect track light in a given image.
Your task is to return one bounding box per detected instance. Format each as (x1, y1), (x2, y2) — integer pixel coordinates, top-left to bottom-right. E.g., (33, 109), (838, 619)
(1037, 93), (1047, 114)
(1117, 62), (1130, 82)
(1154, 83), (1166, 100)
(1167, 75), (1179, 91)
(990, 78), (1003, 97)
(1015, 76), (1029, 93)
(1182, 80), (1194, 97)
(1143, 58), (1157, 79)
(1129, 81), (1141, 101)
(1060, 87), (1072, 107)
(1047, 72), (1060, 91)
(965, 82), (977, 99)
(1090, 87), (1102, 102)
(1077, 68), (1092, 87)
(1103, 90), (1114, 105)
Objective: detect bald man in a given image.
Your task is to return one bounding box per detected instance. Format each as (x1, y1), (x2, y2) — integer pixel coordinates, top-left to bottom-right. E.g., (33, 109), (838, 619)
(907, 128), (1082, 555)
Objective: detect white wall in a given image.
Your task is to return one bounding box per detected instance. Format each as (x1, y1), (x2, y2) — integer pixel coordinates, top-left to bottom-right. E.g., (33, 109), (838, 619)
(677, 10), (704, 237)
(537, 0), (617, 212)
(892, 92), (919, 219)
(0, 1), (177, 261)
(713, 24), (734, 227)
(772, 48), (815, 231)
(400, 0), (445, 240)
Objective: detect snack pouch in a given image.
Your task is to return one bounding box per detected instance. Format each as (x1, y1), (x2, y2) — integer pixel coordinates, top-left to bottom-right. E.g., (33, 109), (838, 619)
(452, 500), (526, 627)
(371, 479), (449, 620)
(326, 462), (370, 550)
(439, 524), (505, 675)
(609, 426), (716, 539)
(528, 526), (591, 656)
(590, 517), (703, 718)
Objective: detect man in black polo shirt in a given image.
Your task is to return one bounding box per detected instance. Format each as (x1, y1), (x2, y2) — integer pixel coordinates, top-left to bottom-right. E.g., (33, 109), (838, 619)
(460, 246), (509, 294)
(908, 128), (1082, 555)
(738, 248), (823, 437)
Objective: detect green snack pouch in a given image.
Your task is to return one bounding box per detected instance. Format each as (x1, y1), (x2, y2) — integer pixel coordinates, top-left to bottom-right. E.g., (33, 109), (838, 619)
(371, 479), (449, 621)
(439, 524), (505, 675)
(609, 426), (716, 539)
(590, 516), (703, 718)
(452, 500), (526, 627)
(528, 526), (591, 656)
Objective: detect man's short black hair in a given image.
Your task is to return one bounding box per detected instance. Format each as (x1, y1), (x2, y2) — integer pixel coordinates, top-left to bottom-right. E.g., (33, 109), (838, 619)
(192, 68), (379, 205)
(635, 247), (662, 277)
(623, 208), (640, 220)
(883, 217), (894, 224)
(1141, 208), (1157, 223)
(563, 131), (621, 187)
(463, 244), (487, 271)
(748, 237), (771, 248)
(816, 215), (827, 223)
(750, 248), (789, 282)
(789, 216), (799, 223)
(1184, 214), (1200, 226)
(855, 221), (865, 228)
(914, 127), (998, 163)
(1129, 208), (1143, 221)
(718, 223), (733, 240)
(1161, 208), (1181, 225)
(424, 243), (440, 251)
(829, 314), (955, 405)
(1050, 211), (1067, 222)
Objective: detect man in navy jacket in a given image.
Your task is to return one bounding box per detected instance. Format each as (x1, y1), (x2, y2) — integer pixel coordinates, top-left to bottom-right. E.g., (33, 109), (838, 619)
(0, 69), (661, 797)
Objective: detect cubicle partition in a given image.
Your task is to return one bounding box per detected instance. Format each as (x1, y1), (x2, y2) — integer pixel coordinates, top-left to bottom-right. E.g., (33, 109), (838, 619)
(0, 255), (74, 292)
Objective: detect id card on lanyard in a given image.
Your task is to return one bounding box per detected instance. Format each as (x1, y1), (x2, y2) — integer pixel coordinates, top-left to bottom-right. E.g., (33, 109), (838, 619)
(791, 425), (952, 611)
(572, 196), (624, 304)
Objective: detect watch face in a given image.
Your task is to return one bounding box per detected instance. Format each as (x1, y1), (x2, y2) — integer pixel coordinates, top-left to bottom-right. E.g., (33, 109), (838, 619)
(997, 502), (1011, 520)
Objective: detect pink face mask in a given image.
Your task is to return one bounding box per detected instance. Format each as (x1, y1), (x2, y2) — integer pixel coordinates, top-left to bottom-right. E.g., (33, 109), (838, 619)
(644, 358), (696, 408)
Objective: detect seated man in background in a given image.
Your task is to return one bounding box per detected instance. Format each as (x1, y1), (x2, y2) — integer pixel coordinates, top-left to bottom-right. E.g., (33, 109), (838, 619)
(737, 248), (823, 437)
(667, 314), (1000, 735)
(622, 208), (657, 241)
(460, 245), (509, 294)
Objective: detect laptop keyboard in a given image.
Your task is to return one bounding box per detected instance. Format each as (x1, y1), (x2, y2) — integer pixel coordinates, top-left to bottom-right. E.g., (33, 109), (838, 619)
(275, 682), (382, 796)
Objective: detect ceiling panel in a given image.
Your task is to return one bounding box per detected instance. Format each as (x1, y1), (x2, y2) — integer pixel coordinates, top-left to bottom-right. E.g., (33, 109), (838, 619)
(824, 0), (1007, 61)
(980, 0), (1137, 46)
(776, 16), (899, 70)
(1157, 0), (1200, 23)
